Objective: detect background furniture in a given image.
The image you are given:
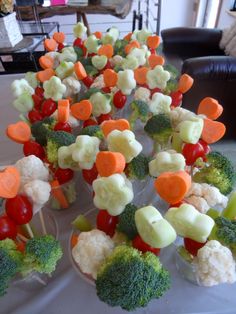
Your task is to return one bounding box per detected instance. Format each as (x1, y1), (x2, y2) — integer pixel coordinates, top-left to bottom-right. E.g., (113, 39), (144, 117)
(161, 27), (236, 139)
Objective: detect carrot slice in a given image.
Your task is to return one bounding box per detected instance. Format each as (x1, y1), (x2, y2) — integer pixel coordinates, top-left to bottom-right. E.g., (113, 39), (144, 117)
(71, 234), (79, 248)
(74, 61), (87, 80)
(39, 55), (54, 70)
(134, 67), (148, 85)
(154, 171), (191, 204)
(53, 32), (65, 44)
(96, 151), (126, 177)
(123, 32), (132, 41)
(103, 69), (118, 87)
(201, 118), (226, 144)
(178, 74), (194, 93)
(44, 38), (57, 52)
(0, 166), (20, 199)
(98, 44), (114, 59)
(58, 99), (70, 123)
(93, 31), (102, 39)
(50, 180), (69, 209)
(125, 40), (140, 54)
(6, 121), (31, 144)
(148, 54), (165, 68)
(197, 97), (223, 120)
(147, 35), (161, 49)
(101, 119), (130, 137)
(71, 100), (92, 121)
(36, 68), (55, 83)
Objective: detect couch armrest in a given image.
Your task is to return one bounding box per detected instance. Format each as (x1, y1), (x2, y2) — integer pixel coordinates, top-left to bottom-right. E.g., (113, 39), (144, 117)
(161, 27), (224, 59)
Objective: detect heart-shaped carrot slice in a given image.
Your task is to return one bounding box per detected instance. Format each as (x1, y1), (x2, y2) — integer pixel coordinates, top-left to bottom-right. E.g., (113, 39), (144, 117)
(147, 35), (161, 49)
(197, 97), (223, 120)
(98, 44), (114, 59)
(6, 121), (31, 144)
(103, 69), (118, 87)
(134, 67), (148, 85)
(201, 118), (226, 144)
(101, 119), (130, 137)
(36, 68), (55, 83)
(96, 151), (126, 177)
(148, 54), (165, 68)
(154, 171), (191, 204)
(53, 32), (65, 44)
(0, 166), (20, 198)
(44, 38), (57, 52)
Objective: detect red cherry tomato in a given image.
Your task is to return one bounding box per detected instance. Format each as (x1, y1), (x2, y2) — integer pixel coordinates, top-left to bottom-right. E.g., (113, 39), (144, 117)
(113, 90), (127, 109)
(169, 201), (184, 208)
(150, 87), (161, 97)
(54, 168), (74, 184)
(0, 215), (17, 240)
(182, 142), (205, 166)
(28, 109), (43, 123)
(97, 113), (112, 124)
(96, 210), (119, 237)
(73, 38), (83, 47)
(82, 164), (98, 185)
(32, 94), (44, 111)
(184, 237), (206, 256)
(199, 139), (211, 155)
(170, 91), (183, 107)
(82, 76), (94, 88)
(132, 235), (160, 255)
(35, 86), (44, 98)
(5, 195), (33, 225)
(83, 118), (98, 128)
(54, 122), (72, 133)
(88, 53), (96, 57)
(57, 43), (65, 52)
(103, 60), (112, 70)
(41, 98), (57, 117)
(102, 87), (111, 93)
(23, 140), (45, 160)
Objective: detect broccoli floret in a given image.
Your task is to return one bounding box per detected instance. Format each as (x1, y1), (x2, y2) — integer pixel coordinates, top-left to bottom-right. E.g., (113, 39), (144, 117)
(46, 131), (76, 164)
(125, 153), (150, 180)
(0, 239), (23, 296)
(116, 203), (138, 240)
(25, 235), (63, 274)
(31, 117), (56, 146)
(193, 151), (235, 195)
(114, 39), (128, 57)
(96, 245), (170, 311)
(79, 125), (104, 140)
(144, 114), (173, 149)
(214, 217), (236, 250)
(129, 100), (149, 130)
(79, 87), (100, 101)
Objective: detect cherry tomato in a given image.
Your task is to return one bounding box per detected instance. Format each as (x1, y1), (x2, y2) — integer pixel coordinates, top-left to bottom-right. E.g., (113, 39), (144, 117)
(54, 168), (74, 184)
(83, 118), (98, 128)
(113, 90), (127, 109)
(0, 215), (17, 240)
(88, 53), (96, 57)
(96, 210), (119, 237)
(102, 87), (111, 93)
(32, 94), (43, 111)
(82, 76), (94, 88)
(103, 60), (112, 70)
(184, 237), (206, 256)
(150, 87), (161, 97)
(170, 91), (183, 107)
(41, 98), (57, 117)
(23, 140), (45, 160)
(182, 142), (205, 166)
(132, 235), (160, 255)
(5, 195), (33, 225)
(150, 48), (156, 55)
(97, 113), (112, 124)
(199, 139), (211, 155)
(73, 38), (83, 47)
(82, 164), (98, 185)
(28, 109), (43, 123)
(35, 86), (44, 98)
(169, 201), (184, 208)
(54, 122), (72, 133)
(57, 43), (65, 52)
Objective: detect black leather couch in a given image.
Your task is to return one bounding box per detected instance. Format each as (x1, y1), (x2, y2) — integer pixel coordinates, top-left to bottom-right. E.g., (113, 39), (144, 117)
(161, 27), (236, 139)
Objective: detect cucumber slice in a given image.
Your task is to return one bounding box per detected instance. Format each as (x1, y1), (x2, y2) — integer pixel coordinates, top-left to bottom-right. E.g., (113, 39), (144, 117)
(72, 215), (92, 232)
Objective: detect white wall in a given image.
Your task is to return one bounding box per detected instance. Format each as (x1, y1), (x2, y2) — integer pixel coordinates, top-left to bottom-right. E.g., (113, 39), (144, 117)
(217, 0), (235, 28)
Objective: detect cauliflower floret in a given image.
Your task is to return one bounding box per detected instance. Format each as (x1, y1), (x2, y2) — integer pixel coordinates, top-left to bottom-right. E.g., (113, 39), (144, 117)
(148, 92), (172, 115)
(93, 173), (134, 216)
(134, 87), (150, 103)
(116, 69), (136, 95)
(146, 65), (170, 90)
(110, 55), (123, 67)
(107, 129), (142, 163)
(45, 51), (60, 69)
(89, 91), (111, 117)
(62, 76), (81, 98)
(194, 240), (236, 286)
(201, 183), (228, 208)
(43, 76), (66, 101)
(90, 74), (105, 89)
(186, 182), (203, 197)
(23, 180), (51, 215)
(185, 195), (209, 214)
(72, 229), (114, 279)
(170, 107), (197, 129)
(15, 155), (49, 186)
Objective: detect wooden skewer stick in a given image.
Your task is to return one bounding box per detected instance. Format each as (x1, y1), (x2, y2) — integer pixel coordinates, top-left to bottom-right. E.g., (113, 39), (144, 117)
(39, 210), (47, 235)
(25, 223), (34, 239)
(17, 233), (28, 242)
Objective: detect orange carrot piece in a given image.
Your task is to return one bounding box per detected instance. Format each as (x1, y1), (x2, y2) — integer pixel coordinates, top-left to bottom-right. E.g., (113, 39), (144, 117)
(197, 97), (223, 120)
(44, 38), (57, 52)
(6, 121), (31, 144)
(58, 99), (70, 123)
(103, 69), (118, 87)
(147, 35), (161, 49)
(125, 40), (140, 54)
(0, 166), (20, 199)
(71, 234), (79, 248)
(154, 171), (191, 204)
(93, 31), (102, 39)
(98, 44), (114, 58)
(50, 180), (69, 209)
(39, 55), (54, 70)
(123, 32), (132, 41)
(201, 118), (226, 144)
(74, 61), (87, 80)
(71, 100), (92, 121)
(36, 68), (55, 83)
(53, 32), (65, 44)
(178, 74), (194, 93)
(101, 119), (130, 137)
(148, 54), (165, 68)
(96, 151), (126, 177)
(134, 67), (148, 85)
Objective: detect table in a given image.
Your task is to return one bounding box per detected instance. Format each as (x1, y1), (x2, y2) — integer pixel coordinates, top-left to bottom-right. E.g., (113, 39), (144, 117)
(1, 74), (236, 314)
